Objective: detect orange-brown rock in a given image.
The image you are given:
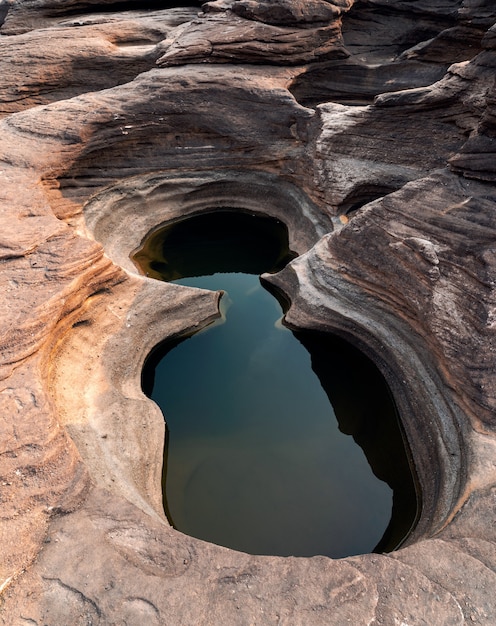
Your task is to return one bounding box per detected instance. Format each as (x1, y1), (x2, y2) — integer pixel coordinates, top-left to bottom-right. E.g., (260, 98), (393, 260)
(158, 0), (350, 65)
(0, 1), (495, 624)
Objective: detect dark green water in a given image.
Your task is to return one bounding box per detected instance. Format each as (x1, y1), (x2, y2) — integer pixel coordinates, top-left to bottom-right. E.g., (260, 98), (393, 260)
(138, 211), (418, 558)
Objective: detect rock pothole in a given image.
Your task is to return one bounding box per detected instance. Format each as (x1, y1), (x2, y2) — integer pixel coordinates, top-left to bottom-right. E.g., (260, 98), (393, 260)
(1, 0), (496, 623)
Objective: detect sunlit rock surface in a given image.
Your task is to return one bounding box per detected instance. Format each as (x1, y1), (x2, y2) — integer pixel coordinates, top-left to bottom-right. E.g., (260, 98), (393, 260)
(0, 0), (495, 623)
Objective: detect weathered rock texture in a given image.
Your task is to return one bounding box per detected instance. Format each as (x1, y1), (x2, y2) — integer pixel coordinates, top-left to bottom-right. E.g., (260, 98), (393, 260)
(0, 0), (495, 624)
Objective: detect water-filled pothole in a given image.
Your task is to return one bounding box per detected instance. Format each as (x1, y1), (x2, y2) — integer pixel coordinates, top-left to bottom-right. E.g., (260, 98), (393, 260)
(133, 210), (296, 281)
(136, 211), (418, 557)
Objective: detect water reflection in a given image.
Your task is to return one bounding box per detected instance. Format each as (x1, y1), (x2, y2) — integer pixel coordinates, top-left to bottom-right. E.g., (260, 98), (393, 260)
(293, 330), (418, 552)
(133, 210), (296, 282)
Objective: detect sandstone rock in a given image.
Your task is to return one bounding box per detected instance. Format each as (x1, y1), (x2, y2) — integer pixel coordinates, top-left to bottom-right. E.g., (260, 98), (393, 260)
(449, 28), (496, 181)
(0, 8), (198, 115)
(0, 0), (9, 27)
(0, 0), (496, 624)
(229, 0), (352, 25)
(289, 58), (449, 107)
(157, 1), (350, 66)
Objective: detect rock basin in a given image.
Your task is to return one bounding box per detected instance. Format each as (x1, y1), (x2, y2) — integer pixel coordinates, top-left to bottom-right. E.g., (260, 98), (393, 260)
(0, 0), (496, 624)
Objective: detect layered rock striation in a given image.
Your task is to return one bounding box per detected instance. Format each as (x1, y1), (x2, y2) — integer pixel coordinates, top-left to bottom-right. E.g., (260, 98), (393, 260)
(0, 0), (495, 624)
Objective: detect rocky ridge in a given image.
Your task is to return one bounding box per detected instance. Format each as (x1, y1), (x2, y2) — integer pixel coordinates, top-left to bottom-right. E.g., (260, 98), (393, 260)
(0, 0), (495, 624)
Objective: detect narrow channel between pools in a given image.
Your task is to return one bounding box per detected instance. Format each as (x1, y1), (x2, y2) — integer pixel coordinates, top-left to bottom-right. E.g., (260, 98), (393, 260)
(136, 211), (418, 558)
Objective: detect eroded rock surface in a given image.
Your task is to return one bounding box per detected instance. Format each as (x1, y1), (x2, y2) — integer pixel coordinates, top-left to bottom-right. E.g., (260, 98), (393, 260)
(0, 0), (495, 624)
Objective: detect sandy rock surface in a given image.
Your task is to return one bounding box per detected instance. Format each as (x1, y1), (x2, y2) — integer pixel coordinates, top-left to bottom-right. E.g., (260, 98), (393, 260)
(0, 0), (495, 624)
